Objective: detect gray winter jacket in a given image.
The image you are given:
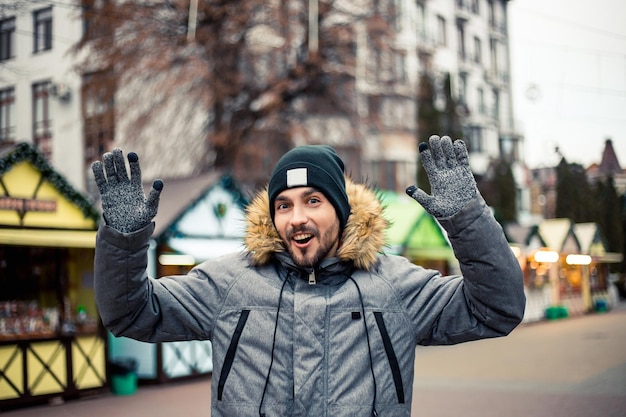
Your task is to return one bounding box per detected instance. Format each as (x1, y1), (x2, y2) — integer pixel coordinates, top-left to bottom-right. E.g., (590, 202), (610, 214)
(94, 180), (525, 417)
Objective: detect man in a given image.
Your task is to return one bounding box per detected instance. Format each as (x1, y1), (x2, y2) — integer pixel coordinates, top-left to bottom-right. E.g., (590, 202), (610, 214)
(92, 135), (525, 417)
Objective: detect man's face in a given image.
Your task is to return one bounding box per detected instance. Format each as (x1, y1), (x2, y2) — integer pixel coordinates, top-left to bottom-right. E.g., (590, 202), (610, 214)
(273, 187), (341, 268)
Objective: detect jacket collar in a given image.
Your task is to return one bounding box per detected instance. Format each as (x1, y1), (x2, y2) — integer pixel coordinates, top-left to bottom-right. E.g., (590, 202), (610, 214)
(244, 179), (388, 271)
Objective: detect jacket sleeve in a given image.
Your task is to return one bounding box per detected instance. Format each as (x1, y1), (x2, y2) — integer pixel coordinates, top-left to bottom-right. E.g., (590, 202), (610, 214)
(93, 222), (223, 343)
(398, 195), (526, 346)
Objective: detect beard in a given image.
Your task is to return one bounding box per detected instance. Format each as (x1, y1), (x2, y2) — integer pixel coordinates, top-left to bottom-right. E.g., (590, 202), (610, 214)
(286, 220), (340, 268)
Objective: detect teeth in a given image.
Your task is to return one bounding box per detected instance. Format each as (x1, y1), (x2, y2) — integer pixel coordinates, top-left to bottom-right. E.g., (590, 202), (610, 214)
(294, 234), (313, 241)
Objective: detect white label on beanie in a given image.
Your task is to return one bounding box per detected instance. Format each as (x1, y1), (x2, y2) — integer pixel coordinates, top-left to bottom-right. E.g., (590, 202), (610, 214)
(287, 168), (308, 187)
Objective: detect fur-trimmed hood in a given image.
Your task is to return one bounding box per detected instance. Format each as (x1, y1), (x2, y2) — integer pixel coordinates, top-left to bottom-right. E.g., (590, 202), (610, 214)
(244, 179), (388, 271)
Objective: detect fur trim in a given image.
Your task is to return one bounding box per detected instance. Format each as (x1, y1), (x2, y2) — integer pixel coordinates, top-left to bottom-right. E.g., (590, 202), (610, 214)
(244, 179), (388, 270)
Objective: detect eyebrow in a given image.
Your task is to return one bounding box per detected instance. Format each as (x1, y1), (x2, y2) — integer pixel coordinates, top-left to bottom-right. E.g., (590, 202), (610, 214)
(275, 187), (320, 202)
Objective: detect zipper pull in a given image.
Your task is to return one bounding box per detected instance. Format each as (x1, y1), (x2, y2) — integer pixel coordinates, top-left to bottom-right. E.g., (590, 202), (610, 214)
(308, 269), (316, 285)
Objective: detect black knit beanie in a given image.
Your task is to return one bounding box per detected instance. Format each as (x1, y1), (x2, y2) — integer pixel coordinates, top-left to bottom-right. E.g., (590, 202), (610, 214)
(268, 145), (350, 230)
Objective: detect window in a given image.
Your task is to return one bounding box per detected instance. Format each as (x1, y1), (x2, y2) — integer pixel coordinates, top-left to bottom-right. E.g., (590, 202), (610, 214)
(492, 89), (500, 120)
(394, 51), (407, 83)
(499, 135), (519, 162)
(82, 71), (115, 167)
(82, 4), (95, 38)
(465, 125), (483, 153)
(477, 87), (485, 114)
(473, 36), (481, 63)
(34, 7), (53, 53)
(490, 38), (498, 74)
(393, 0), (406, 32)
(471, 0), (480, 14)
(368, 159), (409, 193)
(32, 81), (53, 158)
(366, 44), (406, 84)
(488, 0), (495, 27)
(458, 73), (467, 104)
(457, 23), (466, 60)
(82, 2), (113, 40)
(0, 17), (15, 61)
(416, 3), (426, 41)
(0, 88), (15, 142)
(437, 15), (446, 46)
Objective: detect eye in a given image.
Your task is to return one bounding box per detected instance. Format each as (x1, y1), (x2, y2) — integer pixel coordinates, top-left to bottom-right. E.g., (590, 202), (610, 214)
(276, 202), (290, 211)
(307, 196), (322, 205)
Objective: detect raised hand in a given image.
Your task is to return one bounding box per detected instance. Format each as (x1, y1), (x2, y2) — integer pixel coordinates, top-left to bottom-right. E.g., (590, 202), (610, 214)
(91, 148), (163, 233)
(406, 135), (477, 218)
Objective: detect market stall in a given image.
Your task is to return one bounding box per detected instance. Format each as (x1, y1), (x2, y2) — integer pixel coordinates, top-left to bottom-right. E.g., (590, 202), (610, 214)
(108, 172), (248, 383)
(0, 143), (105, 409)
(573, 222), (623, 309)
(379, 190), (456, 274)
(521, 218), (623, 322)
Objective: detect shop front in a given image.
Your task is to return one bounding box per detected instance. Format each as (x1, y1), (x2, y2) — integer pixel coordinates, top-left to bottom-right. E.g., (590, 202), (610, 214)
(573, 222), (623, 309)
(0, 143), (105, 409)
(521, 218), (622, 322)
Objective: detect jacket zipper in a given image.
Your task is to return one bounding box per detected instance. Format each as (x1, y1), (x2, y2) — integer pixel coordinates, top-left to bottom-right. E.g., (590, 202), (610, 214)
(217, 309), (250, 401)
(308, 269), (316, 285)
(373, 311), (405, 404)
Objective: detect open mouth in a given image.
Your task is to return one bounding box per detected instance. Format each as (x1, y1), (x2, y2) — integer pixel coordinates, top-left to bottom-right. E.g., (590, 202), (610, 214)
(293, 233), (314, 245)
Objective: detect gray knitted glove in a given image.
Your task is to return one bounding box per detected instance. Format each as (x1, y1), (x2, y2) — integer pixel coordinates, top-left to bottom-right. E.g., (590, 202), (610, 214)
(91, 148), (163, 233)
(406, 135), (477, 218)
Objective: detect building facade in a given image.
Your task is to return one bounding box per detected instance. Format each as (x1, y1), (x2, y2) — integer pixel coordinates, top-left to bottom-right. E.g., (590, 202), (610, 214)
(1, 0), (523, 202)
(0, 2), (87, 190)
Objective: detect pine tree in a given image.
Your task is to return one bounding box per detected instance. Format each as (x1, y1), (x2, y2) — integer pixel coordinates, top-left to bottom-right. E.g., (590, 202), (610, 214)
(555, 158), (595, 222)
(594, 177), (624, 266)
(416, 72), (465, 194)
(480, 159), (517, 223)
(416, 73), (441, 194)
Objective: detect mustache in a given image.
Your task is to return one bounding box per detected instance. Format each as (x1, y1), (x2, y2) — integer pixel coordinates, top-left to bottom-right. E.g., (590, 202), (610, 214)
(287, 226), (318, 239)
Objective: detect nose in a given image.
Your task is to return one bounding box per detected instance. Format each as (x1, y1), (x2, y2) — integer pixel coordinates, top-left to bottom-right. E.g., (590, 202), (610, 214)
(290, 202), (308, 226)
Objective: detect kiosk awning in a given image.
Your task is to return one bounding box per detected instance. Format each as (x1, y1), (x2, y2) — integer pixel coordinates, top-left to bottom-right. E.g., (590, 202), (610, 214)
(0, 229), (96, 248)
(380, 191), (454, 261)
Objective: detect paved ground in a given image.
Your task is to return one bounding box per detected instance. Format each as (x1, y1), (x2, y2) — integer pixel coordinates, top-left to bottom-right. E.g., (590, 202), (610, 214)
(3, 303), (626, 417)
(410, 302), (626, 417)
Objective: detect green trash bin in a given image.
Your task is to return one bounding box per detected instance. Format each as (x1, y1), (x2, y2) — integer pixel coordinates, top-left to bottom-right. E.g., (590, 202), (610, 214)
(545, 305), (568, 320)
(110, 357), (138, 396)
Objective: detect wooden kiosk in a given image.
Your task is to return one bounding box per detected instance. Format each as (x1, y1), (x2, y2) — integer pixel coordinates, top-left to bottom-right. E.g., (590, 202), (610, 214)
(109, 172), (248, 383)
(0, 143), (106, 409)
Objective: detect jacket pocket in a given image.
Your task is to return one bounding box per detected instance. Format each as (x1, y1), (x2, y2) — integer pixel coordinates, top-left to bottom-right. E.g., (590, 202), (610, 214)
(374, 311), (405, 404)
(217, 309), (250, 400)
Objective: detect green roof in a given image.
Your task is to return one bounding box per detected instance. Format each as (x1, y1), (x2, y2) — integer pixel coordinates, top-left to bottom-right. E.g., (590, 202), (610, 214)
(378, 190), (454, 261)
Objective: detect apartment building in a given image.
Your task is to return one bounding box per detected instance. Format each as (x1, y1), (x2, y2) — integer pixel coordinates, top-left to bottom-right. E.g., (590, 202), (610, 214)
(1, 1), (88, 190)
(232, 0), (524, 197)
(1, 0), (524, 208)
(430, 0), (520, 164)
(416, 0), (525, 207)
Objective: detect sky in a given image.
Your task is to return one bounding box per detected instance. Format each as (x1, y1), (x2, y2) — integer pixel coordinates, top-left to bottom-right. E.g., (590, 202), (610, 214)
(508, 0), (626, 169)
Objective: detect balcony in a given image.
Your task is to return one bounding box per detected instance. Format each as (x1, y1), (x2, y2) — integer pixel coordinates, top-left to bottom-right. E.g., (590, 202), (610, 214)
(455, 0), (472, 22)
